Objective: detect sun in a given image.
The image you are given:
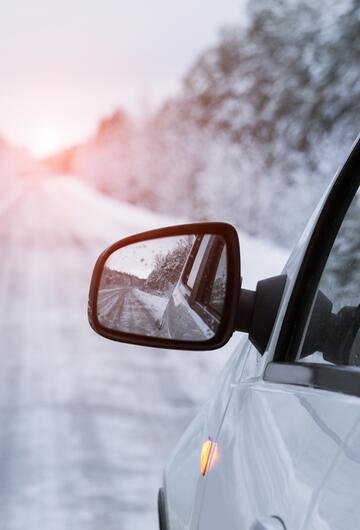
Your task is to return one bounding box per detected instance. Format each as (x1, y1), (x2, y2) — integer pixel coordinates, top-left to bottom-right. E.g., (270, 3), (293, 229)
(27, 125), (71, 159)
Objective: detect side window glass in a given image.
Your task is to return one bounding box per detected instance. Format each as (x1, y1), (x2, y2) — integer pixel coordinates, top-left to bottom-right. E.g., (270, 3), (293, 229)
(207, 244), (227, 315)
(298, 189), (360, 366)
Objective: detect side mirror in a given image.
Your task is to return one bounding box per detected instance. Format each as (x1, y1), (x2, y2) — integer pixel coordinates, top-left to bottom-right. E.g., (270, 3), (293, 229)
(88, 223), (241, 350)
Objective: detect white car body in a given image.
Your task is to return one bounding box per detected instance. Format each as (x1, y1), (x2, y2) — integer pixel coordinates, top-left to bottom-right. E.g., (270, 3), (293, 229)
(160, 136), (360, 530)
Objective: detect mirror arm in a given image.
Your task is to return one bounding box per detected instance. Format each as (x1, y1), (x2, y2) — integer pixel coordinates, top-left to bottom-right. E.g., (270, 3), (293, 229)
(235, 275), (287, 355)
(235, 288), (256, 333)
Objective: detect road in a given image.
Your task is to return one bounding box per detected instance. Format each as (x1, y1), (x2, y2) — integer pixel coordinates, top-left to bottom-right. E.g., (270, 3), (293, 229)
(97, 287), (161, 336)
(0, 176), (242, 530)
(0, 175), (288, 530)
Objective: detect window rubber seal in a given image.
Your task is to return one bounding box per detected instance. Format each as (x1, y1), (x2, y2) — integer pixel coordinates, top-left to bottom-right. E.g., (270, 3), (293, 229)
(265, 362), (360, 398)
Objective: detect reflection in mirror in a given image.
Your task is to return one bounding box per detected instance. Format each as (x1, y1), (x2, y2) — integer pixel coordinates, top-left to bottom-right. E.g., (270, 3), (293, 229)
(97, 234), (227, 342)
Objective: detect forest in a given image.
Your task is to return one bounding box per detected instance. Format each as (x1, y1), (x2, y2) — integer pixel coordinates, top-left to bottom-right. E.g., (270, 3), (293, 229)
(48, 0), (360, 248)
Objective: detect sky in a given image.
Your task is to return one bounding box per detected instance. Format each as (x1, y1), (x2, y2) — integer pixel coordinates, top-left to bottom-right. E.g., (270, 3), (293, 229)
(107, 235), (194, 279)
(1, 0), (244, 158)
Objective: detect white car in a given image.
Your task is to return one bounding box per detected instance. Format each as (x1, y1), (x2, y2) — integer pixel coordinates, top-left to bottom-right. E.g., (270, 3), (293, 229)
(88, 135), (360, 530)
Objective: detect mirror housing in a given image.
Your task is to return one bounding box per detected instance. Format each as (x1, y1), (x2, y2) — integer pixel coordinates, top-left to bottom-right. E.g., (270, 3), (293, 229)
(88, 222), (287, 354)
(88, 223), (241, 350)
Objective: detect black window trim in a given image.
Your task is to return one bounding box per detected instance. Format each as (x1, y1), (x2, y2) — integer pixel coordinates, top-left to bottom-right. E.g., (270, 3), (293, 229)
(265, 362), (360, 398)
(265, 135), (360, 398)
(182, 234), (203, 291)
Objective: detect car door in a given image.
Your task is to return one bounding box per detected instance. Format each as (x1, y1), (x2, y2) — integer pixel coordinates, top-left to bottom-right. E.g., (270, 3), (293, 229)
(196, 138), (360, 530)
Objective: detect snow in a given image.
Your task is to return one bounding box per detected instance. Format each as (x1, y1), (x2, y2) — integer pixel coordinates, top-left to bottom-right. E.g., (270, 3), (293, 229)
(132, 289), (168, 323)
(0, 138), (41, 179)
(0, 175), (288, 530)
(238, 230), (287, 290)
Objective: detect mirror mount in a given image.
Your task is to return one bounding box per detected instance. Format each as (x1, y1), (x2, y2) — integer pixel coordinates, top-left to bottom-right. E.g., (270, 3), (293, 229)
(236, 275), (287, 355)
(236, 288), (256, 332)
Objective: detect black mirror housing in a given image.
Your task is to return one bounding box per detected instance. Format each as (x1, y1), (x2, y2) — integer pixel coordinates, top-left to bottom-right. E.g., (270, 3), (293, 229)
(88, 222), (241, 351)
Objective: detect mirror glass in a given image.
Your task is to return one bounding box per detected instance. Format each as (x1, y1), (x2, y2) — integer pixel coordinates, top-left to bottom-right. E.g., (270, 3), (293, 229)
(97, 234), (228, 342)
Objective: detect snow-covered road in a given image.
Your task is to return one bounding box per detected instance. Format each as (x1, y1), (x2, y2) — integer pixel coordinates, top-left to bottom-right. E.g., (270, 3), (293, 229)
(97, 287), (165, 337)
(0, 176), (288, 530)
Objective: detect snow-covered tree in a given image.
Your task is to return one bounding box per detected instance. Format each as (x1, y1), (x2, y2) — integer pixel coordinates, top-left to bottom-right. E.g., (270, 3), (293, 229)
(146, 238), (192, 294)
(64, 0), (360, 248)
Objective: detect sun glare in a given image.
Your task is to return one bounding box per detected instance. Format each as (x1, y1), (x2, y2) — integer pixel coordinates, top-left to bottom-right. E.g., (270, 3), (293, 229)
(27, 126), (72, 159)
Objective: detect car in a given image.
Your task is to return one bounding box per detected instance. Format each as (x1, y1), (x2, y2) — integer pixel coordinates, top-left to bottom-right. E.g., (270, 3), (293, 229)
(159, 233), (227, 341)
(88, 134), (360, 530)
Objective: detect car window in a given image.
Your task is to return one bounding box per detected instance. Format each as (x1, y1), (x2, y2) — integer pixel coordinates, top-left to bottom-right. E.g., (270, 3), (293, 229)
(297, 188), (360, 366)
(207, 243), (227, 315)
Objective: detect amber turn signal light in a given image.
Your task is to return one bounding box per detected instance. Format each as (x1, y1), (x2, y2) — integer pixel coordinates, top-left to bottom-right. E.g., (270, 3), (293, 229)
(200, 438), (219, 476)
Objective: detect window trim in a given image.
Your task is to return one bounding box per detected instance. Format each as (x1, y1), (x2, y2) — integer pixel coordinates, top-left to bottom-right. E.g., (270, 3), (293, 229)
(194, 237), (226, 315)
(264, 362), (360, 398)
(182, 235), (204, 291)
(265, 136), (360, 397)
